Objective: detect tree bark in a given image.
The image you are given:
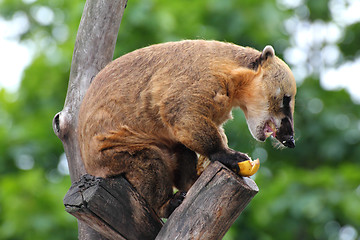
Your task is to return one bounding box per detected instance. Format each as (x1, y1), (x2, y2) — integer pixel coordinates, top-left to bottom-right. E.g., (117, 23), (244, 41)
(64, 174), (163, 240)
(52, 0), (127, 239)
(155, 161), (259, 240)
(63, 162), (259, 240)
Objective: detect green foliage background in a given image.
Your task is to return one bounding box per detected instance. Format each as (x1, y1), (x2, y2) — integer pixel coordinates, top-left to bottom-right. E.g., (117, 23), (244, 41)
(0, 0), (359, 239)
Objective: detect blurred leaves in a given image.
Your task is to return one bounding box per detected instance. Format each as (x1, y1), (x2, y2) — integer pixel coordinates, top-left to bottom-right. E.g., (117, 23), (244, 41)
(0, 0), (359, 239)
(229, 164), (360, 240)
(339, 22), (360, 59)
(0, 170), (77, 240)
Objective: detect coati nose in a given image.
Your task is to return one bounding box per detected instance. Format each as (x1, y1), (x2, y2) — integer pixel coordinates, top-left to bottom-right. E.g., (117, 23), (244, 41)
(282, 136), (295, 148)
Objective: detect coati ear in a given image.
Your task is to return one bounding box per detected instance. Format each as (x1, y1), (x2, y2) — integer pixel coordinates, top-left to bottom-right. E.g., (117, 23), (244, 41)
(260, 45), (275, 64)
(249, 45), (275, 70)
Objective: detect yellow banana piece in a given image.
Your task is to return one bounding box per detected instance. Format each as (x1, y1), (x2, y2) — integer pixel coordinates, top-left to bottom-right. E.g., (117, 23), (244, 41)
(237, 158), (260, 177)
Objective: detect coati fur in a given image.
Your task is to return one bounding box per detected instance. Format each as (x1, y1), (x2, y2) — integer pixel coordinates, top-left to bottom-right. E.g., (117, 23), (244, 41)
(78, 40), (296, 218)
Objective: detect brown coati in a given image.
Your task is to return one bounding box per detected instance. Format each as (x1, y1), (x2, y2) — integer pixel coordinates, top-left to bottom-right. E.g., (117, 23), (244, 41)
(77, 40), (296, 218)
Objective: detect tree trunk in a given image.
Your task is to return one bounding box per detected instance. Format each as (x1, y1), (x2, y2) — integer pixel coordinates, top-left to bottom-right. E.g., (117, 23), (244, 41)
(52, 0), (127, 239)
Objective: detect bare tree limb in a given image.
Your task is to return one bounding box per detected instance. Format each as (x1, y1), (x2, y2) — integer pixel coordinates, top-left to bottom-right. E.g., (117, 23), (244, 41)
(52, 0), (127, 239)
(155, 161), (259, 240)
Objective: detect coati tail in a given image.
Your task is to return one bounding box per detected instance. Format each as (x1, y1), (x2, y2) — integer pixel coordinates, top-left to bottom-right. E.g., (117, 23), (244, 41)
(196, 155), (211, 176)
(95, 126), (161, 154)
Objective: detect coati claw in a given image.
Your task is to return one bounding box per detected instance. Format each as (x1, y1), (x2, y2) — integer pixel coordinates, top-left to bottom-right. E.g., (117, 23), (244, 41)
(236, 158), (260, 177)
(209, 149), (250, 173)
(158, 191), (187, 218)
(168, 191), (186, 212)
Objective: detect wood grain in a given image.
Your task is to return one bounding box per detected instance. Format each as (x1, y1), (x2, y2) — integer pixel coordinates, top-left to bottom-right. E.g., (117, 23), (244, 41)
(64, 162), (259, 240)
(64, 175), (163, 240)
(155, 161), (259, 240)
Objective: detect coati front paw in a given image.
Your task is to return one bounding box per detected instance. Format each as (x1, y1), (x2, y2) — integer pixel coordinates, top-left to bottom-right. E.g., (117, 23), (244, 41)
(160, 191), (186, 218)
(209, 148), (250, 172)
(169, 191), (186, 211)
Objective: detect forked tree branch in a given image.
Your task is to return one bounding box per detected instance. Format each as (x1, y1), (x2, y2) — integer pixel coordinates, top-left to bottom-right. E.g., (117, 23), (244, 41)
(52, 0), (127, 239)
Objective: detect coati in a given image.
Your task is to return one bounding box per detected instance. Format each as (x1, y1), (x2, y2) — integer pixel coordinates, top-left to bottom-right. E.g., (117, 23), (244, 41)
(78, 40), (296, 218)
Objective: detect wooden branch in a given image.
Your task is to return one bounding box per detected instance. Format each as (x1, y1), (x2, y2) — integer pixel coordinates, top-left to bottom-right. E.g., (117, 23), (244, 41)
(64, 174), (163, 240)
(53, 0), (127, 182)
(64, 161), (258, 240)
(52, 0), (127, 239)
(155, 161), (259, 240)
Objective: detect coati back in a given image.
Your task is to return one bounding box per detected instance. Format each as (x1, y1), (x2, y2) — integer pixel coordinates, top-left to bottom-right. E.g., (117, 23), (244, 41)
(78, 40), (296, 218)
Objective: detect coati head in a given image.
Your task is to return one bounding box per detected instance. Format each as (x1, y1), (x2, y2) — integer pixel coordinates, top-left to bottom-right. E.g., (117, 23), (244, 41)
(239, 46), (297, 148)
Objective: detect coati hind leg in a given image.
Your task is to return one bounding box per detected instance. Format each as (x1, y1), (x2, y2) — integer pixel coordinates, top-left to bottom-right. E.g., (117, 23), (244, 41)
(109, 148), (183, 218)
(172, 144), (198, 191)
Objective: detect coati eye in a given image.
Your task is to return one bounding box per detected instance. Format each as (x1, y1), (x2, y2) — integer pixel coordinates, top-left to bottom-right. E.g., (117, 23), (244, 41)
(282, 95), (291, 115)
(283, 95), (291, 107)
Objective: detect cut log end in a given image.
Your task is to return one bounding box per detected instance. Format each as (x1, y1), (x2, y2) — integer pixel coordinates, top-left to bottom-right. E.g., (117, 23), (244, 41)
(64, 174), (163, 240)
(64, 162), (259, 240)
(155, 161), (259, 240)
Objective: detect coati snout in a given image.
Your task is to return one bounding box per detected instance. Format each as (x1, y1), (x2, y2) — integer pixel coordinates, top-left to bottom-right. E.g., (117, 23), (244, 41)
(276, 117), (295, 148)
(78, 40), (296, 218)
(243, 46), (296, 148)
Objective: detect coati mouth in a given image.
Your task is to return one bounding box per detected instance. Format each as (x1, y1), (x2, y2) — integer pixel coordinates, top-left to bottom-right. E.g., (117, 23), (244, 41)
(264, 120), (277, 139)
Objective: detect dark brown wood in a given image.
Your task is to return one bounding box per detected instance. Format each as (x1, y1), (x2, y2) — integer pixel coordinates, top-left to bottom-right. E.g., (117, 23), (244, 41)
(64, 174), (164, 240)
(52, 0), (127, 239)
(155, 161), (259, 240)
(64, 161), (258, 240)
